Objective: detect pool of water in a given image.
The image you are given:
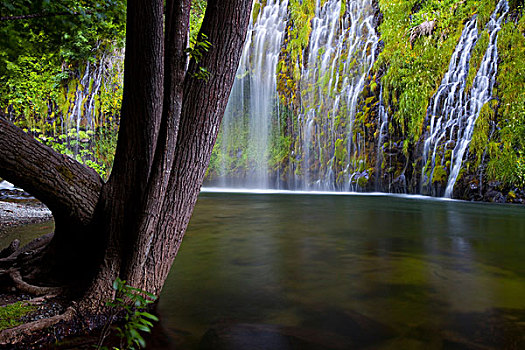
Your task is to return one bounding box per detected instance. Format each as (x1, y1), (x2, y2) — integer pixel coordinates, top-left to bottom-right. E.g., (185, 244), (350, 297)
(154, 192), (525, 349)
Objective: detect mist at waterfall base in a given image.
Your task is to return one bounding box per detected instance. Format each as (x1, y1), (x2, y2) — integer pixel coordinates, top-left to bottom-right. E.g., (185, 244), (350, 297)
(146, 192), (525, 349)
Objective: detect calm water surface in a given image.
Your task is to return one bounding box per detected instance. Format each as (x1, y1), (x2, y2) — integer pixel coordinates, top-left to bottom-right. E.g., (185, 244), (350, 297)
(154, 192), (525, 349)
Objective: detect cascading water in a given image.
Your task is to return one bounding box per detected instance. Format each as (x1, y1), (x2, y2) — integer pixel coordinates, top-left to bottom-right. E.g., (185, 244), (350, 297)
(421, 16), (479, 195)
(214, 0), (380, 190)
(219, 0), (288, 188)
(209, 0), (515, 200)
(298, 0), (342, 189)
(421, 0), (508, 197)
(61, 46), (124, 154)
(298, 0), (379, 190)
(444, 0), (508, 197)
(375, 86), (389, 191)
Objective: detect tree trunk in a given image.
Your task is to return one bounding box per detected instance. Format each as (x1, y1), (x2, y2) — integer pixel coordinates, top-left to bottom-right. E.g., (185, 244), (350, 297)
(0, 0), (253, 346)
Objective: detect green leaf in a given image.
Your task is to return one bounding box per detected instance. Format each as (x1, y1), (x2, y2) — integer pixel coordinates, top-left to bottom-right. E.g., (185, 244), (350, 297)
(138, 312), (159, 322)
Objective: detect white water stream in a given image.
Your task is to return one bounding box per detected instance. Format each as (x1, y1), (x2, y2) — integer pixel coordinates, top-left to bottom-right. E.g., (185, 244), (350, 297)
(422, 0), (508, 197)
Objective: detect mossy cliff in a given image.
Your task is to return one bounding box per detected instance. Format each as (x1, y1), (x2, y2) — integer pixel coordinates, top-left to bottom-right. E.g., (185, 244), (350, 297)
(207, 0), (525, 203)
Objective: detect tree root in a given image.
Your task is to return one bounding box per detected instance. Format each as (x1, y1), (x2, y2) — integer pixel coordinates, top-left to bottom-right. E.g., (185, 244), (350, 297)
(0, 239), (20, 258)
(0, 233), (53, 267)
(22, 294), (60, 306)
(7, 269), (62, 296)
(0, 306), (75, 346)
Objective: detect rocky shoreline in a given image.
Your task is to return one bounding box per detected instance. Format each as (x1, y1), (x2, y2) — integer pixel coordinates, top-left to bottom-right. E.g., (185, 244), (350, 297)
(0, 183), (53, 233)
(0, 200), (52, 233)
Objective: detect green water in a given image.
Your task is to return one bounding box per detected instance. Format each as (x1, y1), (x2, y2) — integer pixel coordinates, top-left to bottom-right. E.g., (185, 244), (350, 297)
(0, 221), (54, 249)
(156, 192), (525, 349)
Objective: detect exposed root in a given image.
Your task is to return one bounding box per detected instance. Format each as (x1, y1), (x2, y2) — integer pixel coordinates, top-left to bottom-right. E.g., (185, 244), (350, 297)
(0, 306), (75, 346)
(0, 233), (53, 268)
(8, 269), (62, 296)
(0, 239), (20, 258)
(22, 294), (61, 306)
(0, 254), (17, 266)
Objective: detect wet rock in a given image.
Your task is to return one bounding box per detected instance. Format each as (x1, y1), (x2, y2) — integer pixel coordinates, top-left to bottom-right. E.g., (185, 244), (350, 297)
(391, 174), (407, 193)
(484, 190), (506, 203)
(199, 323), (354, 350)
(445, 140), (456, 149)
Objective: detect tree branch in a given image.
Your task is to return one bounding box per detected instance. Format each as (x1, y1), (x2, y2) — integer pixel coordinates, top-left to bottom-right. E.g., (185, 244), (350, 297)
(0, 119), (102, 225)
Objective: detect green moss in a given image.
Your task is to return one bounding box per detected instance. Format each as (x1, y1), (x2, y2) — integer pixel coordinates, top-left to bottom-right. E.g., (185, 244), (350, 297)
(0, 301), (36, 331)
(334, 138), (347, 162)
(488, 14), (525, 187)
(252, 2), (261, 23)
(476, 0), (497, 30)
(466, 31), (489, 92)
(357, 175), (368, 188)
(470, 100), (495, 168)
(377, 0), (483, 143)
(432, 165), (447, 184)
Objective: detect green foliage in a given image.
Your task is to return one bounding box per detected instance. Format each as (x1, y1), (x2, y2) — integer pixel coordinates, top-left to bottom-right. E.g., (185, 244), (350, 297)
(487, 147), (525, 188)
(377, 0), (484, 143)
(98, 278), (159, 350)
(270, 135), (292, 170)
(186, 33), (212, 80)
(189, 0), (207, 43)
(277, 0), (316, 105)
(470, 100), (494, 168)
(0, 0), (125, 76)
(334, 138), (347, 163)
(0, 0), (124, 179)
(0, 301), (36, 331)
(487, 14), (525, 188)
(22, 125), (117, 179)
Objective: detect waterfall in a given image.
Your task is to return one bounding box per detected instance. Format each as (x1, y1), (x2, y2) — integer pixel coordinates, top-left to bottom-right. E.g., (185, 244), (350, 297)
(64, 47), (123, 132)
(375, 87), (389, 191)
(299, 0), (344, 190)
(214, 0), (379, 190)
(61, 46), (124, 155)
(219, 0), (288, 188)
(444, 0), (508, 197)
(297, 0), (379, 190)
(422, 0), (508, 197)
(421, 16), (479, 195)
(211, 0), (511, 198)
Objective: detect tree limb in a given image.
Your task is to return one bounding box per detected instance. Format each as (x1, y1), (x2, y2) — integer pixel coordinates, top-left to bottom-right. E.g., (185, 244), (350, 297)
(0, 119), (102, 225)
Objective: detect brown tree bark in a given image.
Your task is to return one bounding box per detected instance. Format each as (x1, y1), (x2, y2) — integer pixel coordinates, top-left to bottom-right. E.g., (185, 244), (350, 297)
(0, 0), (253, 346)
(0, 118), (102, 225)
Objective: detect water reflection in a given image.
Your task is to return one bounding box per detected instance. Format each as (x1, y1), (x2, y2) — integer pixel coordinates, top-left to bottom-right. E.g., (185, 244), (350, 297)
(155, 193), (525, 348)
